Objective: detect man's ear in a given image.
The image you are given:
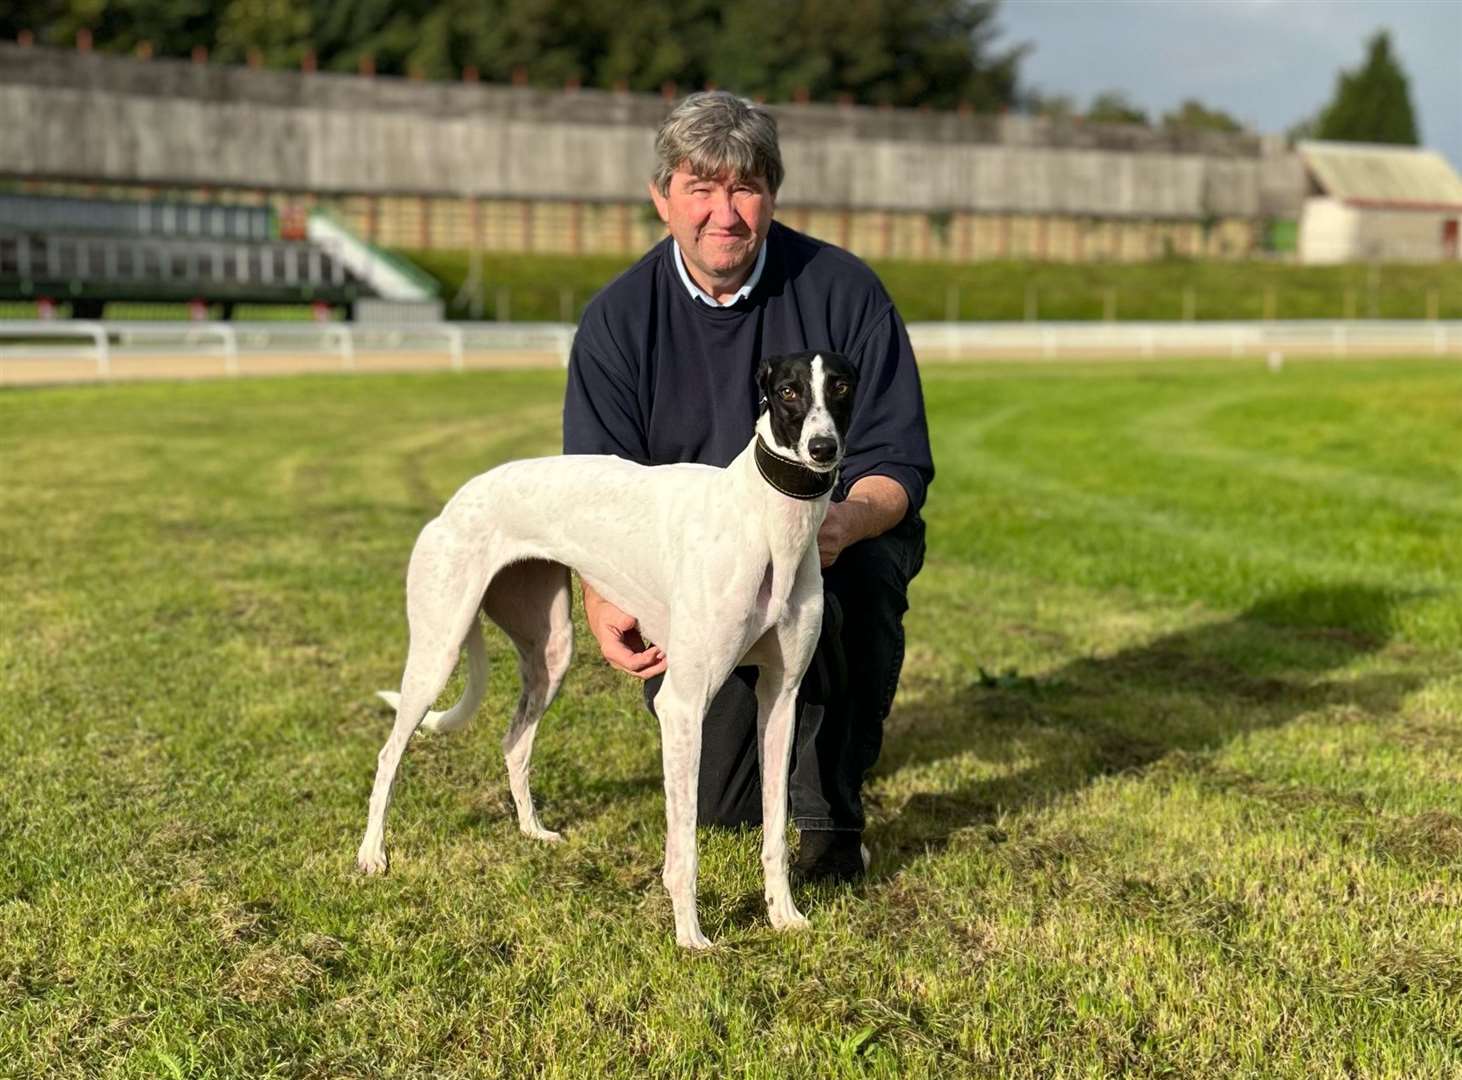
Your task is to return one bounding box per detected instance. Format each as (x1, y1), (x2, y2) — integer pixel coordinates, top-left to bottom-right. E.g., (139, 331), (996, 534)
(647, 180), (670, 225)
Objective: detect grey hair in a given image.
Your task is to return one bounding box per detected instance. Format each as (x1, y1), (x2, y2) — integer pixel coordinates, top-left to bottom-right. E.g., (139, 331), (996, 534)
(652, 91), (785, 196)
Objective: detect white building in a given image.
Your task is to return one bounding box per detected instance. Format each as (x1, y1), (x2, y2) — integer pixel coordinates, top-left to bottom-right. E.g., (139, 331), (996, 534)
(1297, 141), (1462, 264)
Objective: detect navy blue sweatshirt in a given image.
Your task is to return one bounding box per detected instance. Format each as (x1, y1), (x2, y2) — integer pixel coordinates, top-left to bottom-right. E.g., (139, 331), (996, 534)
(562, 221), (934, 512)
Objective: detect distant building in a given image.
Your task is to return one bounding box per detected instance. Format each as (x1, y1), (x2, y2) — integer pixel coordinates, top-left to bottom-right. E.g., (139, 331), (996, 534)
(1297, 141), (1462, 264)
(0, 41), (1327, 265)
(22, 43), (1458, 268)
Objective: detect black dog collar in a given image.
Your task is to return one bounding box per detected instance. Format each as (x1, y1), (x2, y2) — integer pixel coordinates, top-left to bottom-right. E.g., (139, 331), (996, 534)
(754, 437), (836, 500)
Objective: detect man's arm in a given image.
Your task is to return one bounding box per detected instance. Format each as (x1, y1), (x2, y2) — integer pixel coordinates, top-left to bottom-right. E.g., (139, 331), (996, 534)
(834, 306), (933, 513)
(581, 580), (667, 679)
(562, 308), (649, 461)
(816, 300), (933, 566)
(563, 310), (667, 677)
(817, 474), (909, 568)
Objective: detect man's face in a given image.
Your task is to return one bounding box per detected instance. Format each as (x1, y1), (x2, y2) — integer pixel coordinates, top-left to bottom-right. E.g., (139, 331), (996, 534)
(649, 165), (776, 289)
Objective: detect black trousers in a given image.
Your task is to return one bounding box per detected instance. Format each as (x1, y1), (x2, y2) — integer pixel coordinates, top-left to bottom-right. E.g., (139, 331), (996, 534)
(644, 512), (926, 833)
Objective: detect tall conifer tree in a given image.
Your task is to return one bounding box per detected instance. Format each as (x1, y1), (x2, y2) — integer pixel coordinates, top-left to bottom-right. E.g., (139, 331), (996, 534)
(1313, 30), (1420, 145)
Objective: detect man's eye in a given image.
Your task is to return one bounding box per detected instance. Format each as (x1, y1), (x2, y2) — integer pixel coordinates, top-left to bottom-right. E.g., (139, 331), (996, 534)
(778, 386), (798, 401)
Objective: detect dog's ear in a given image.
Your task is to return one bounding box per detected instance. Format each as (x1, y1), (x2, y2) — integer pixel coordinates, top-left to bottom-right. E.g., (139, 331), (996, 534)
(755, 356), (775, 412)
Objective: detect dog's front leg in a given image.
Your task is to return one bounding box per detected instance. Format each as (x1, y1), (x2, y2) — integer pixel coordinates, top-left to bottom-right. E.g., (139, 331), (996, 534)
(652, 669), (712, 950)
(756, 572), (823, 934)
(754, 659), (809, 933)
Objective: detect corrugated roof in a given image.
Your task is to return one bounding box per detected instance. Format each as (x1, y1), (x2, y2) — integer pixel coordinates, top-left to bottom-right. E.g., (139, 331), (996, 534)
(1299, 140), (1462, 210)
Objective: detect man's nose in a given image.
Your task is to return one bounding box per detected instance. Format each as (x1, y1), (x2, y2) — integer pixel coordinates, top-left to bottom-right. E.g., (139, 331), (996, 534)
(708, 190), (741, 227)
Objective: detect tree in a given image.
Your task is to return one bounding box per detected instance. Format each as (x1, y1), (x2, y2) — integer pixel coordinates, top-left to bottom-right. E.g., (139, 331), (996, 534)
(6, 0), (1026, 110)
(707, 0), (1024, 110)
(1086, 91), (1148, 126)
(1024, 90), (1076, 121)
(1311, 30), (1420, 145)
(5, 0), (219, 55)
(1162, 99), (1244, 134)
(214, 0), (312, 66)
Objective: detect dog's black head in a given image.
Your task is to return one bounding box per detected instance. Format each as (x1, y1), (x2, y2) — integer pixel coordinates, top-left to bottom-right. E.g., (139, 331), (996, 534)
(756, 350), (858, 471)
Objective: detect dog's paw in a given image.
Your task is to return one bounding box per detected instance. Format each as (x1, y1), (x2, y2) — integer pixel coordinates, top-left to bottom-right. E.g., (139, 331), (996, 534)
(356, 846), (389, 875)
(767, 895), (810, 932)
(519, 821), (563, 844)
(677, 927), (714, 951)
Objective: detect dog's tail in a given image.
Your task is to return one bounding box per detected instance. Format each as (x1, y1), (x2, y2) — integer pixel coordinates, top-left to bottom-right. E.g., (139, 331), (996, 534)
(376, 617), (489, 734)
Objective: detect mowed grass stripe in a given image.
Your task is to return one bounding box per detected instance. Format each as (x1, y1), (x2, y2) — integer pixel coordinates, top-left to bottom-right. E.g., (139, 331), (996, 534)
(925, 361), (1461, 644)
(1, 360), (1459, 1077)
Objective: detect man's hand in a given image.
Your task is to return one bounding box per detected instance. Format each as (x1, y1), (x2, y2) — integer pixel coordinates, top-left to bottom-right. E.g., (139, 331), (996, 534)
(817, 475), (909, 567)
(583, 582), (667, 679)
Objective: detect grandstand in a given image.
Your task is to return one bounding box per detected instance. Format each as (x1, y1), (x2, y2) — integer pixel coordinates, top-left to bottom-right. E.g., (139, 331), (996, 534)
(0, 191), (438, 319)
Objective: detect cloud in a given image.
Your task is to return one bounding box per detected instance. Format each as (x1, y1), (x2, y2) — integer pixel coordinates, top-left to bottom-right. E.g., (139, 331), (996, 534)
(1000, 0), (1462, 166)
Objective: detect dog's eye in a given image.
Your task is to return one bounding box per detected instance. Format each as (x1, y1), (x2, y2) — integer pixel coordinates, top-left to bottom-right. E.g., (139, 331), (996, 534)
(830, 380), (850, 397)
(778, 386), (798, 402)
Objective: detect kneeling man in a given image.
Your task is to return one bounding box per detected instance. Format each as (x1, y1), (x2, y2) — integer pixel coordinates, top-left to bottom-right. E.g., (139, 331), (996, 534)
(563, 91), (934, 882)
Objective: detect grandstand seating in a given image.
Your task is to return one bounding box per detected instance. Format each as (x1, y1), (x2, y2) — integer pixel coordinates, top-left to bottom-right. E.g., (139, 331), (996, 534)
(0, 192), (376, 316)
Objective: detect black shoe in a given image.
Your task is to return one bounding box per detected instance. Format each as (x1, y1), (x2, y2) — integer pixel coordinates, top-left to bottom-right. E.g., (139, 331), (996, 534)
(793, 830), (868, 884)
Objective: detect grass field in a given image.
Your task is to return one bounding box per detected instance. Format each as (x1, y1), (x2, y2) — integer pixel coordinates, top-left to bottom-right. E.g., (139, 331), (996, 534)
(400, 249), (1462, 323)
(2, 357), (1460, 1077)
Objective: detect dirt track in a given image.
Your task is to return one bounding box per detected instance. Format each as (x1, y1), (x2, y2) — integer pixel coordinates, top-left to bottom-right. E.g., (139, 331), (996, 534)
(5, 341), (1457, 388)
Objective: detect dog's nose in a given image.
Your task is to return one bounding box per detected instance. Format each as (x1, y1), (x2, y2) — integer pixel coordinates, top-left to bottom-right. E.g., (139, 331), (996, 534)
(808, 436), (838, 464)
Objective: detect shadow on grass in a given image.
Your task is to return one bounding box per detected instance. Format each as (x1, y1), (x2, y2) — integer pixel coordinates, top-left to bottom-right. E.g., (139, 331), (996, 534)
(868, 584), (1424, 877)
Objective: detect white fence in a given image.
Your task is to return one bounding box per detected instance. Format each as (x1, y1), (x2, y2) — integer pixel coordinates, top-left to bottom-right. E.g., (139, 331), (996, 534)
(2, 319), (1459, 384)
(0, 320), (578, 382)
(906, 320), (1462, 360)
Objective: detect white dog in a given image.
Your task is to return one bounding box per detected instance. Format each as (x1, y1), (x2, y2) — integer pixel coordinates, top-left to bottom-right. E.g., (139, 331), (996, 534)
(357, 350), (859, 949)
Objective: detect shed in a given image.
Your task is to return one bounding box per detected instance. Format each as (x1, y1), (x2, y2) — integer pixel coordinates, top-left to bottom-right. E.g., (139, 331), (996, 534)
(1297, 141), (1462, 263)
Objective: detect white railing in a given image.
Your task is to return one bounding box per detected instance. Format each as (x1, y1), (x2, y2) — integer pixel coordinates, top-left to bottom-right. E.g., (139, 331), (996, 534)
(906, 320), (1462, 360)
(0, 320), (579, 381)
(306, 213), (438, 302)
(3, 319), (1458, 383)
(0, 320), (112, 375)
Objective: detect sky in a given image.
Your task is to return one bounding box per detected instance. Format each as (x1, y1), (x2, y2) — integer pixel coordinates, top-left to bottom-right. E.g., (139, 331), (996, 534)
(997, 0), (1462, 168)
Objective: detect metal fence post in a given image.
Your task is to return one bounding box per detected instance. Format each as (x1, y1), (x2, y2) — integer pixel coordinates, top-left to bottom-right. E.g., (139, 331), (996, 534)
(219, 324), (239, 376)
(445, 324), (464, 372)
(333, 325), (354, 370)
(86, 321), (110, 377)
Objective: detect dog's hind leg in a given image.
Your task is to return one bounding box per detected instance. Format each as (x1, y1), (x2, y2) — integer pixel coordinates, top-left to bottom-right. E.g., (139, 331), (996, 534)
(358, 528), (490, 874)
(483, 559), (574, 843)
(356, 633), (464, 874)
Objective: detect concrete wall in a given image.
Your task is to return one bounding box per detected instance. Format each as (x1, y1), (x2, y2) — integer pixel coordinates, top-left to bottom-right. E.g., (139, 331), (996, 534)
(1298, 197), (1461, 263)
(0, 43), (1306, 221)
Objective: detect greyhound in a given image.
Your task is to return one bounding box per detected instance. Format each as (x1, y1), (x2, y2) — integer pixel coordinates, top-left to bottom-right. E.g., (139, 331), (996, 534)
(356, 350), (859, 949)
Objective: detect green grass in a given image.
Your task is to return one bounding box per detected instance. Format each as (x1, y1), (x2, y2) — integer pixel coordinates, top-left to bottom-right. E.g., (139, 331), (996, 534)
(3, 358), (1461, 1077)
(399, 248), (1462, 323)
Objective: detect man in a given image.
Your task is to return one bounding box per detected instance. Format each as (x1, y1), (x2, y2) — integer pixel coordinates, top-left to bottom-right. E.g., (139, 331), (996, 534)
(562, 91), (933, 883)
